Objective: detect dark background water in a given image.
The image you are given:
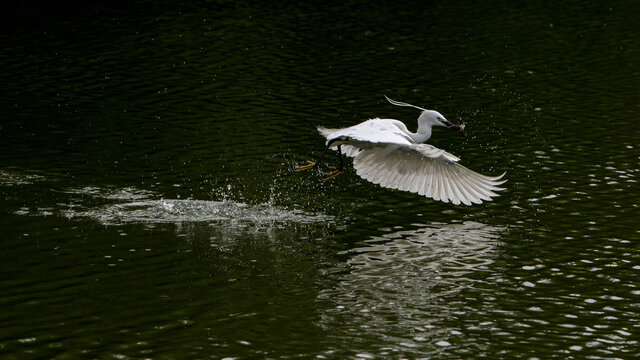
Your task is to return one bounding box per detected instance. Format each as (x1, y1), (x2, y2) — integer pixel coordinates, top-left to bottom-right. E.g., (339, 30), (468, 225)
(1, 1), (639, 358)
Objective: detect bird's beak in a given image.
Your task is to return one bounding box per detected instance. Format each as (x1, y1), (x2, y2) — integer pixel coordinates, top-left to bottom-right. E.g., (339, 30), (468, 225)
(442, 119), (465, 133)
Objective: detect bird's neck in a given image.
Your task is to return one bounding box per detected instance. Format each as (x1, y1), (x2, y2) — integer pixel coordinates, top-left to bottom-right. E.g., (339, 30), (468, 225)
(411, 127), (432, 143)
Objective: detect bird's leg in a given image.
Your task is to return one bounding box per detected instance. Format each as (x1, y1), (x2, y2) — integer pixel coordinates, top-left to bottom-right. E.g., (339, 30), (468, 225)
(296, 139), (338, 172)
(323, 145), (343, 181)
(295, 160), (316, 172)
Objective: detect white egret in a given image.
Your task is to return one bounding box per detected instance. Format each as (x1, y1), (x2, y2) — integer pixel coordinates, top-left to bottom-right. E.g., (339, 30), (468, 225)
(296, 96), (506, 205)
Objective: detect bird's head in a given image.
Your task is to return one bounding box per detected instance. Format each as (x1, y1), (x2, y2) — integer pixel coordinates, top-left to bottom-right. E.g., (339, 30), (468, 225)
(384, 95), (465, 133)
(418, 110), (465, 132)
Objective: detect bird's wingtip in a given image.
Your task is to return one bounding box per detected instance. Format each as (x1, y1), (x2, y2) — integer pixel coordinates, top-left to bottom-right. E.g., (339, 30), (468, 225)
(490, 171), (507, 181)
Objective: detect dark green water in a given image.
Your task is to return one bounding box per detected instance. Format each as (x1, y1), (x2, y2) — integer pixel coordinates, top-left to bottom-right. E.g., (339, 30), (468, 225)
(2, 1), (640, 358)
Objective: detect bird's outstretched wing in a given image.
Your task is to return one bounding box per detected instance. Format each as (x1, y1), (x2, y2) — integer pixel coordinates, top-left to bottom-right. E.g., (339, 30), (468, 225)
(352, 144), (506, 205)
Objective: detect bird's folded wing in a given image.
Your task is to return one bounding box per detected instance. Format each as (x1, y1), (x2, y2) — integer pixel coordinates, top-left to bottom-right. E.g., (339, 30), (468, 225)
(352, 145), (506, 205)
(318, 121), (414, 158)
(320, 120), (414, 146)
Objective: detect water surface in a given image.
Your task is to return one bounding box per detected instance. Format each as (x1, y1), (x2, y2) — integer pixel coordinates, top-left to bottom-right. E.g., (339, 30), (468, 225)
(1, 1), (639, 358)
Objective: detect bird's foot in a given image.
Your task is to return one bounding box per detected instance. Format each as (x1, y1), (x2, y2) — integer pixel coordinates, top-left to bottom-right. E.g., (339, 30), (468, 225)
(323, 167), (341, 181)
(295, 160), (316, 172)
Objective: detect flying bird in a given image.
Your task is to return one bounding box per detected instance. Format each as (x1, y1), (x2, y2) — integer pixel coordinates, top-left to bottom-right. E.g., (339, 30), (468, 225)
(296, 96), (506, 205)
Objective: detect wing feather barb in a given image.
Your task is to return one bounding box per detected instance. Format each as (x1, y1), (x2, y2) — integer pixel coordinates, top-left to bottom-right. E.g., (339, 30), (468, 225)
(444, 165), (465, 205)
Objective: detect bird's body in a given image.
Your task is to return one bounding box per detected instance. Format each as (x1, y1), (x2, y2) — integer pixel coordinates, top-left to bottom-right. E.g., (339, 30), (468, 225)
(297, 96), (505, 205)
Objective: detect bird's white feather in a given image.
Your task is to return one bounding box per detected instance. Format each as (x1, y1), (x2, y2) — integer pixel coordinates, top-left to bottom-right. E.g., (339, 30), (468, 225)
(321, 119), (414, 146)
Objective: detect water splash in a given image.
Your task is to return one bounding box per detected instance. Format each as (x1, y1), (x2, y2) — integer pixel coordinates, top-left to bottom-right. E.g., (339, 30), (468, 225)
(4, 170), (335, 228)
(0, 170), (46, 186)
(62, 198), (333, 226)
(61, 186), (156, 200)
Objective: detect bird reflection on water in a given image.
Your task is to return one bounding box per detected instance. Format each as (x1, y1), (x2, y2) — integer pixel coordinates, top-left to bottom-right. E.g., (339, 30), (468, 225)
(316, 221), (505, 357)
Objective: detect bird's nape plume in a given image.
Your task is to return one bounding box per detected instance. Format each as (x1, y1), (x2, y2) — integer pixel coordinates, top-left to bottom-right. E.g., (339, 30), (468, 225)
(384, 95), (428, 112)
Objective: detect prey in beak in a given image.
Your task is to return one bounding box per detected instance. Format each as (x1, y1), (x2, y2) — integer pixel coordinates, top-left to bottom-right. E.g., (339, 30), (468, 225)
(441, 118), (466, 133)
